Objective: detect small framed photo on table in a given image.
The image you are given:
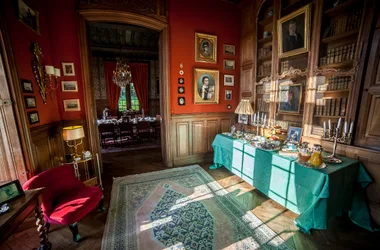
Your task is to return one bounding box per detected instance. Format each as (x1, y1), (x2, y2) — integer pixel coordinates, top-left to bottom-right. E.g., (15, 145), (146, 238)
(287, 126), (303, 142)
(0, 180), (24, 205)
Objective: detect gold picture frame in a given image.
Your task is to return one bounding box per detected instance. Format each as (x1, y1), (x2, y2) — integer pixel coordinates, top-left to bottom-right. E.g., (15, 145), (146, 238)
(278, 83), (302, 114)
(195, 33), (217, 64)
(194, 68), (219, 104)
(17, 0), (40, 35)
(278, 4), (311, 58)
(63, 99), (81, 112)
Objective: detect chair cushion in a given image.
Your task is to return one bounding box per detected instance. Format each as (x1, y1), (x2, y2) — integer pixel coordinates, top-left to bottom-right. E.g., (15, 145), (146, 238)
(47, 186), (103, 225)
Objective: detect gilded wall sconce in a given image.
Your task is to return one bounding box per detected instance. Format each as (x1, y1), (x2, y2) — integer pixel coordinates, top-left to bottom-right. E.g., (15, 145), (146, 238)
(31, 42), (47, 104)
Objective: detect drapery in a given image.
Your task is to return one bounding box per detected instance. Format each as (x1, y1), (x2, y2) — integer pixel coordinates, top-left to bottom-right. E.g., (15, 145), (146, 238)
(129, 63), (149, 112)
(104, 61), (120, 115)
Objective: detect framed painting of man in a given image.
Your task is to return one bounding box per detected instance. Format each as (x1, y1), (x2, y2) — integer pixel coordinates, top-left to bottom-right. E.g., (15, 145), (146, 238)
(278, 83), (302, 113)
(194, 68), (219, 104)
(195, 33), (217, 64)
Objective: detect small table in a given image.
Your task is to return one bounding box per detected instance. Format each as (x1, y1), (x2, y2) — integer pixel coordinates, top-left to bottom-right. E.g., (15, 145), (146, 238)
(0, 188), (51, 249)
(211, 134), (375, 233)
(68, 153), (104, 189)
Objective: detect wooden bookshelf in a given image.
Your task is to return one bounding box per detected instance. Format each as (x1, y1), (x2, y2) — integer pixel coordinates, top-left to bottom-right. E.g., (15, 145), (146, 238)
(324, 0), (360, 17)
(314, 115), (345, 119)
(258, 35), (272, 45)
(317, 89), (350, 94)
(319, 60), (354, 69)
(321, 28), (359, 44)
(259, 16), (273, 26)
(258, 54), (272, 62)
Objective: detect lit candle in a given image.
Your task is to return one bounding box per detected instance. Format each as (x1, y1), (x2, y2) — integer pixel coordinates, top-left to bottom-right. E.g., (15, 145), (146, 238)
(328, 119), (331, 130)
(337, 118), (342, 129)
(349, 122), (354, 134)
(257, 112), (260, 121)
(253, 113), (256, 123)
(344, 121), (348, 133)
(54, 68), (61, 77)
(45, 65), (55, 75)
(264, 114), (266, 126)
(261, 112), (264, 120)
(323, 121), (326, 134)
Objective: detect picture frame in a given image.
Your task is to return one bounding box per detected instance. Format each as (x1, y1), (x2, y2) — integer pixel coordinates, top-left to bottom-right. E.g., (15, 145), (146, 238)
(238, 114), (248, 125)
(178, 97), (185, 106)
(286, 126), (303, 142)
(224, 60), (235, 70)
(225, 90), (232, 100)
(21, 79), (34, 93)
(278, 83), (302, 113)
(61, 81), (78, 92)
(63, 99), (81, 112)
(224, 44), (235, 55)
(278, 4), (311, 58)
(17, 0), (40, 35)
(178, 78), (184, 84)
(27, 111), (39, 124)
(227, 104), (232, 110)
(194, 68), (219, 104)
(178, 86), (185, 94)
(62, 62), (75, 76)
(0, 180), (25, 206)
(195, 32), (217, 64)
(24, 96), (37, 109)
(224, 74), (234, 86)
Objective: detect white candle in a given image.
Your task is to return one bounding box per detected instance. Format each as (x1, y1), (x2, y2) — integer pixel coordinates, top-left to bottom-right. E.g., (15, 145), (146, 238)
(261, 112), (264, 120)
(45, 65), (55, 75)
(253, 113), (256, 123)
(323, 121), (326, 134)
(264, 115), (267, 126)
(349, 122), (354, 134)
(328, 119), (331, 130)
(257, 112), (260, 121)
(344, 121), (348, 133)
(54, 68), (61, 77)
(337, 118), (342, 129)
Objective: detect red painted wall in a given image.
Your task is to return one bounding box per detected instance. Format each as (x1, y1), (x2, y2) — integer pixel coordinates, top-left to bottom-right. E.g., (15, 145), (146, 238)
(4, 0), (60, 128)
(169, 0), (241, 114)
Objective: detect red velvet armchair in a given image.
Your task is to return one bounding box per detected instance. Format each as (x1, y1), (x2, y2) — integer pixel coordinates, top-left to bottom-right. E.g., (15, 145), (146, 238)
(23, 164), (105, 242)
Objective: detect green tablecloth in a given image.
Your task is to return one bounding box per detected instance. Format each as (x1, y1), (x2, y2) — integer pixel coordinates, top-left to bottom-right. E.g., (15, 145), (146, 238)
(211, 134), (376, 234)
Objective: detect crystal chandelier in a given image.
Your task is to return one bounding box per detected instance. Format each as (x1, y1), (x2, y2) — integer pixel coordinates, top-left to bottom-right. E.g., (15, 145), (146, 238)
(112, 58), (132, 88)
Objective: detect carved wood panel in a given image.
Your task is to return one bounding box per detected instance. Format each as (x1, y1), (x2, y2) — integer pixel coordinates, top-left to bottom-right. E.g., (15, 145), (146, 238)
(206, 120), (219, 152)
(176, 122), (189, 157)
(220, 118), (232, 133)
(241, 66), (254, 97)
(192, 121), (205, 154)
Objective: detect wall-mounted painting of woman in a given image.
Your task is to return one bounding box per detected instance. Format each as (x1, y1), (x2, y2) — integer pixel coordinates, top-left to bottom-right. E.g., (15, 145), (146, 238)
(194, 68), (219, 104)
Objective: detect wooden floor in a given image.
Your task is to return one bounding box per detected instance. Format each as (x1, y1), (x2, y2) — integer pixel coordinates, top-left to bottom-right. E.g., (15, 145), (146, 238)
(1, 148), (379, 249)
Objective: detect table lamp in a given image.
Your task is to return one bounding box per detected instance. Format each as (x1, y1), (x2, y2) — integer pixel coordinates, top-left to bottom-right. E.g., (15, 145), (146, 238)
(62, 126), (85, 159)
(235, 92), (254, 132)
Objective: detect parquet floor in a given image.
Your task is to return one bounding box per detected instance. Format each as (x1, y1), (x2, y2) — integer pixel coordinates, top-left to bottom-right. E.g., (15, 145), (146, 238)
(1, 148), (379, 249)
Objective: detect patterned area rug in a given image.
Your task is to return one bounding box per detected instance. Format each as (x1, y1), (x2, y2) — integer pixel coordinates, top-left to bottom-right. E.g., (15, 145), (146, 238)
(102, 165), (291, 250)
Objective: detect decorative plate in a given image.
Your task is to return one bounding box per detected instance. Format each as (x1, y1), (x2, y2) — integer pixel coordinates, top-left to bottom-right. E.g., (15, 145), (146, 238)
(297, 160), (327, 169)
(323, 156), (342, 164)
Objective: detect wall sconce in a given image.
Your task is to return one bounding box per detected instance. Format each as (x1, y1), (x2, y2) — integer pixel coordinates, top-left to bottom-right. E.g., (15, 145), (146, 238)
(31, 42), (61, 103)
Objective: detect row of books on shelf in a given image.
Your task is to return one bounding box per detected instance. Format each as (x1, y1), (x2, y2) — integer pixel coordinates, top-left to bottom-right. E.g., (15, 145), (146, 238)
(258, 63), (271, 77)
(258, 46), (272, 58)
(327, 11), (362, 37)
(315, 98), (347, 117)
(317, 76), (350, 91)
(320, 43), (355, 66)
(280, 56), (307, 72)
(256, 98), (270, 112)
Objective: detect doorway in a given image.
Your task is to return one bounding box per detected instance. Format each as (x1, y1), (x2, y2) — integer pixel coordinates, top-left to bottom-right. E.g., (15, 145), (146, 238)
(78, 10), (172, 169)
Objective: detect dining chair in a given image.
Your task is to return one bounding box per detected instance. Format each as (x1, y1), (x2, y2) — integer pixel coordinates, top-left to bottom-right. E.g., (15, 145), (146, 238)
(98, 123), (117, 147)
(119, 122), (134, 144)
(137, 121), (151, 142)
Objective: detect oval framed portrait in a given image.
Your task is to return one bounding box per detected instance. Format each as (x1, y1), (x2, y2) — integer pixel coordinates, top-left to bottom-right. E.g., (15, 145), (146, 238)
(194, 68), (219, 104)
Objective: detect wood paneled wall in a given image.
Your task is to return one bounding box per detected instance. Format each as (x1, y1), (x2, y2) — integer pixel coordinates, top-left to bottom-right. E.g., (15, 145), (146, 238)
(171, 113), (235, 166)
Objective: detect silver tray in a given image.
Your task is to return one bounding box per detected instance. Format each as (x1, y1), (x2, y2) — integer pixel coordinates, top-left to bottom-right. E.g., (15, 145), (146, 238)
(297, 160), (327, 169)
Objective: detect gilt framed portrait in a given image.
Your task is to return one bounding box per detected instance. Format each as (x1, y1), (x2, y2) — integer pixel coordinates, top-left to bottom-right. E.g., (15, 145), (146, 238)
(278, 83), (302, 113)
(194, 68), (219, 104)
(195, 33), (217, 64)
(17, 0), (40, 34)
(278, 4), (311, 58)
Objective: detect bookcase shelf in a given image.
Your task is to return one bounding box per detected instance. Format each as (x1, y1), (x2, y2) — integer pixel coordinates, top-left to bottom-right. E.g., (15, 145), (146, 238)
(258, 35), (272, 45)
(321, 28), (359, 44)
(314, 115), (345, 119)
(324, 0), (360, 17)
(319, 60), (354, 69)
(259, 16), (273, 26)
(258, 54), (272, 62)
(317, 89), (350, 94)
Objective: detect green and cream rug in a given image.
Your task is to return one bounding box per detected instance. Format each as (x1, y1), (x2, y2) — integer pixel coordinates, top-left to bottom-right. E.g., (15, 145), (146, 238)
(102, 165), (291, 250)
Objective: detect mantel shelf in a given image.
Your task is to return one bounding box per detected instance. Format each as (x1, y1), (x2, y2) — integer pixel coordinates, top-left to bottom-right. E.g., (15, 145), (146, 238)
(321, 28), (359, 44)
(324, 0), (360, 17)
(258, 35), (273, 45)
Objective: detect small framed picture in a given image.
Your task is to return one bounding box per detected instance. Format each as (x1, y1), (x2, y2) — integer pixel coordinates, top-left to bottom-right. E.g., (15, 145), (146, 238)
(178, 78), (184, 84)
(21, 79), (34, 93)
(278, 84), (302, 113)
(227, 104), (232, 110)
(24, 96), (37, 108)
(63, 99), (81, 111)
(224, 44), (235, 55)
(224, 60), (235, 70)
(178, 86), (185, 94)
(225, 90), (232, 100)
(0, 180), (25, 205)
(27, 111), (39, 124)
(61, 81), (78, 92)
(62, 62), (75, 76)
(195, 32), (217, 64)
(287, 126), (303, 142)
(17, 0), (40, 35)
(238, 114), (248, 125)
(224, 74), (234, 86)
(178, 97), (185, 106)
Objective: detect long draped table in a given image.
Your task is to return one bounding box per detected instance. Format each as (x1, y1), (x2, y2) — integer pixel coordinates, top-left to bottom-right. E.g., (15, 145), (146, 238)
(211, 134), (376, 233)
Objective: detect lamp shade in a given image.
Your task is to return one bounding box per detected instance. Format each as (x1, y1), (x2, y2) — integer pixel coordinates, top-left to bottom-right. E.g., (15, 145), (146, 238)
(235, 99), (254, 115)
(62, 126), (85, 141)
(45, 65), (55, 75)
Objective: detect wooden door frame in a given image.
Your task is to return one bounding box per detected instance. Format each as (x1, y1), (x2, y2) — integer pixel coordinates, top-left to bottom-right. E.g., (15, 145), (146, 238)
(77, 9), (172, 167)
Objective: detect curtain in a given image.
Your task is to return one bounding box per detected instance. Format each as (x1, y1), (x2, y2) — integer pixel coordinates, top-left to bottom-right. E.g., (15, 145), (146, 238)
(129, 63), (149, 112)
(104, 61), (120, 115)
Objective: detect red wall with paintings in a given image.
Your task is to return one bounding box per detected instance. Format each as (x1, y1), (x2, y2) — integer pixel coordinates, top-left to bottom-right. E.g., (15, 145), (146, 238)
(4, 0), (60, 128)
(168, 0), (241, 114)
